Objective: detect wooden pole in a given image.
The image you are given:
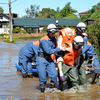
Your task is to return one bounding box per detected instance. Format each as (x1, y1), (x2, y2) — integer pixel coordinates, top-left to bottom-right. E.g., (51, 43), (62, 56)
(9, 0), (12, 41)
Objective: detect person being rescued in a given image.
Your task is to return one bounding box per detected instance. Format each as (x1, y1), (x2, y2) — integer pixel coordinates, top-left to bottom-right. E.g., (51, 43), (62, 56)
(82, 33), (99, 69)
(57, 27), (75, 81)
(18, 41), (39, 78)
(57, 28), (87, 92)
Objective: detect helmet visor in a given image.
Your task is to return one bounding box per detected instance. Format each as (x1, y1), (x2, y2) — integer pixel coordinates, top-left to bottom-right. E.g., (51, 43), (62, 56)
(77, 27), (87, 33)
(73, 40), (84, 49)
(47, 28), (58, 34)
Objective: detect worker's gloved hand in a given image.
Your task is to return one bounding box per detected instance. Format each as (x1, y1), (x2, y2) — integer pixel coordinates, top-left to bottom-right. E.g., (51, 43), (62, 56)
(59, 46), (66, 51)
(65, 47), (72, 52)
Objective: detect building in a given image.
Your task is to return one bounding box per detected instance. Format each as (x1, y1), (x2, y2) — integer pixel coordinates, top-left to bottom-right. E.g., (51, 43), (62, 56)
(79, 11), (89, 18)
(0, 14), (81, 34)
(13, 18), (81, 33)
(0, 14), (9, 34)
(5, 13), (18, 18)
(84, 19), (96, 26)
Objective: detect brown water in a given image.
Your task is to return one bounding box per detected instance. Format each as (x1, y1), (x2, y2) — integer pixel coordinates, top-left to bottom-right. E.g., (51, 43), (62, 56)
(0, 40), (100, 100)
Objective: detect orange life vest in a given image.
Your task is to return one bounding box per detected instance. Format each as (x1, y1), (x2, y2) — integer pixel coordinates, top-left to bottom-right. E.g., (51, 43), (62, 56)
(58, 28), (75, 44)
(58, 28), (80, 66)
(63, 44), (80, 66)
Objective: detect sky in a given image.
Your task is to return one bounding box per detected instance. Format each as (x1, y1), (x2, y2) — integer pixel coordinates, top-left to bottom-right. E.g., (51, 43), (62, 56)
(0, 0), (99, 17)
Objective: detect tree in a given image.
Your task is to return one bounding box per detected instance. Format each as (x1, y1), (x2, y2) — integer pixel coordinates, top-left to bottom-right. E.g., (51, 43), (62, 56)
(80, 2), (100, 21)
(56, 7), (60, 13)
(25, 5), (40, 18)
(0, 7), (4, 14)
(59, 2), (77, 17)
(39, 8), (57, 18)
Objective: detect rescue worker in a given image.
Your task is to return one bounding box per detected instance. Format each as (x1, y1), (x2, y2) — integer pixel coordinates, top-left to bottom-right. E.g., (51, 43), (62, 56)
(76, 22), (99, 69)
(57, 36), (86, 92)
(76, 22), (87, 36)
(57, 27), (75, 81)
(36, 23), (66, 93)
(82, 33), (99, 69)
(18, 41), (39, 78)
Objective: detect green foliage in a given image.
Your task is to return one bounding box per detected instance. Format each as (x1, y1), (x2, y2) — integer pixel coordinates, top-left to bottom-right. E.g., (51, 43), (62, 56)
(4, 40), (16, 44)
(12, 27), (27, 34)
(25, 4), (40, 18)
(23, 29), (27, 33)
(59, 2), (77, 18)
(87, 21), (100, 60)
(80, 2), (100, 21)
(24, 2), (78, 18)
(40, 26), (47, 33)
(39, 8), (57, 18)
(27, 28), (32, 33)
(80, 2), (100, 61)
(0, 7), (4, 14)
(19, 28), (27, 34)
(64, 14), (79, 18)
(13, 27), (20, 33)
(90, 11), (100, 21)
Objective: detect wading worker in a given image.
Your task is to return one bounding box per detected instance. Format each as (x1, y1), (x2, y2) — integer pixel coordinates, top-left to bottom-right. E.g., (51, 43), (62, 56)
(76, 22), (99, 69)
(36, 24), (66, 93)
(18, 41), (39, 78)
(58, 36), (87, 92)
(82, 33), (99, 69)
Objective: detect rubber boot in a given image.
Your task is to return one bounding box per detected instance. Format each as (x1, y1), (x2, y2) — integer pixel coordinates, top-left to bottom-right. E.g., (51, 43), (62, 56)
(22, 74), (27, 78)
(27, 73), (33, 78)
(40, 86), (45, 93)
(50, 83), (55, 88)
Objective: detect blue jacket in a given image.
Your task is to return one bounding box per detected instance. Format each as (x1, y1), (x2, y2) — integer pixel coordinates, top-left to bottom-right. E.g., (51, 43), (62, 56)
(38, 35), (60, 57)
(20, 42), (38, 58)
(82, 38), (96, 57)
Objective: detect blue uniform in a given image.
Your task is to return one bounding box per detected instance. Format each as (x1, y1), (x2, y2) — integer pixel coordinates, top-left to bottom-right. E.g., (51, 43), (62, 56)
(19, 42), (38, 74)
(82, 38), (99, 68)
(36, 35), (60, 87)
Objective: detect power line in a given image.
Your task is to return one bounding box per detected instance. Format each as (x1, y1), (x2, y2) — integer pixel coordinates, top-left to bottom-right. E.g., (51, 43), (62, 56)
(11, 0), (17, 3)
(12, 0), (25, 8)
(0, 0), (17, 5)
(0, 2), (8, 4)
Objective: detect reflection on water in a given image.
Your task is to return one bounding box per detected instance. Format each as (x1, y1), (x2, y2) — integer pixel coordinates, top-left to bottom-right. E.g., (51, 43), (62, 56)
(0, 40), (100, 99)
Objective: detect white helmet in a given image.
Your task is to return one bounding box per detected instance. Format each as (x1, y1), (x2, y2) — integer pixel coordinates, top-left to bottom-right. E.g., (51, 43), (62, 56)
(47, 24), (57, 34)
(76, 22), (86, 28)
(82, 33), (88, 37)
(76, 22), (87, 33)
(73, 36), (84, 50)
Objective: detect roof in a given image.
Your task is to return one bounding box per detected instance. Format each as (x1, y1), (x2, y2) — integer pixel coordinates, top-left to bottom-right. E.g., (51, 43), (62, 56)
(13, 18), (81, 27)
(24, 25), (40, 27)
(79, 11), (89, 14)
(0, 14), (9, 19)
(84, 19), (95, 21)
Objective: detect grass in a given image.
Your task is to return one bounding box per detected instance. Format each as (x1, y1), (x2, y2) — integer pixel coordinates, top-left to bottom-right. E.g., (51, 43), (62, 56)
(0, 34), (44, 43)
(4, 39), (16, 44)
(13, 36), (42, 40)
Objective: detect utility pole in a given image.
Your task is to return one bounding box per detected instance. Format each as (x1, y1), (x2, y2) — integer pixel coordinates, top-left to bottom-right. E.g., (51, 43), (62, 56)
(9, 0), (12, 41)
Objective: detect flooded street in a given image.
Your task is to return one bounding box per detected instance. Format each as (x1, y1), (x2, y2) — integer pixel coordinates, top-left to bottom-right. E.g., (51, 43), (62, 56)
(0, 40), (100, 100)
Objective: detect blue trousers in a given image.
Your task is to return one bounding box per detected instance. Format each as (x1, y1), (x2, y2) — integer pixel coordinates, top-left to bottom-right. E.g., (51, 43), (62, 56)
(19, 49), (32, 74)
(36, 56), (57, 87)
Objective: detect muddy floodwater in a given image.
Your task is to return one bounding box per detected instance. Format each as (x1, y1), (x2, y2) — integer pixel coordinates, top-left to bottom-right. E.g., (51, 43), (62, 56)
(0, 40), (100, 100)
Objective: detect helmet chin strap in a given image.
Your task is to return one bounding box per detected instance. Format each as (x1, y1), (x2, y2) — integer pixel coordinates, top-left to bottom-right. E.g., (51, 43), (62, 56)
(76, 27), (86, 34)
(47, 33), (55, 39)
(73, 44), (79, 50)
